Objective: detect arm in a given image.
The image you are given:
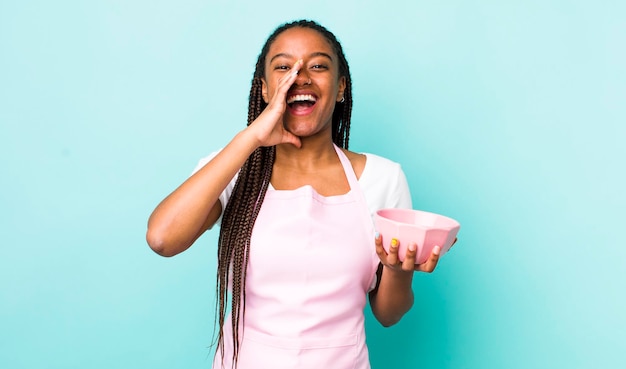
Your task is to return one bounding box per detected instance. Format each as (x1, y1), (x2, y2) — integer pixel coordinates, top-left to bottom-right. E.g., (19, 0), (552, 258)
(146, 131), (259, 256)
(146, 60), (304, 257)
(369, 236), (441, 327)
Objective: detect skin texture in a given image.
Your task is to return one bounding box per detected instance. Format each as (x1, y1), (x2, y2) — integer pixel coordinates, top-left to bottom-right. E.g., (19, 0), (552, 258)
(146, 26), (443, 328)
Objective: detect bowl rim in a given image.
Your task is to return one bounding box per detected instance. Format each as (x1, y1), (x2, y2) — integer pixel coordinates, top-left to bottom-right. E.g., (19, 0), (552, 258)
(375, 208), (460, 230)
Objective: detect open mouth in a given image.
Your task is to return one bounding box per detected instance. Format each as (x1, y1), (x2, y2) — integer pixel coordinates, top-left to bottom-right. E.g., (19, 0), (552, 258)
(286, 94), (317, 113)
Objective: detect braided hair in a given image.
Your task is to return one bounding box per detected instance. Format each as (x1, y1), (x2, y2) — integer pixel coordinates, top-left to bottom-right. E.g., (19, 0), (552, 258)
(214, 19), (354, 366)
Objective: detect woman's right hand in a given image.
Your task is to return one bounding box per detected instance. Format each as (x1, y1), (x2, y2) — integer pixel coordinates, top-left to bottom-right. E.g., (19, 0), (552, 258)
(248, 59), (303, 148)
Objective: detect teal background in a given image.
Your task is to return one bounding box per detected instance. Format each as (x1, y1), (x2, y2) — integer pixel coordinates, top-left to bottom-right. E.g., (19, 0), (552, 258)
(1, 1), (624, 368)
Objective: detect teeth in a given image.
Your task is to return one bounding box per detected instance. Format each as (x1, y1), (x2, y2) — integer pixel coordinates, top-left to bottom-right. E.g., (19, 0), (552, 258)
(287, 94), (317, 104)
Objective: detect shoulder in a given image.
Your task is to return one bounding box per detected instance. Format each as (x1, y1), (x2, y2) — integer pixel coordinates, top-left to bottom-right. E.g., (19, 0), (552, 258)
(363, 152), (402, 173)
(341, 149), (403, 180)
(359, 152), (407, 193)
(340, 149), (367, 179)
(359, 152), (406, 184)
(349, 150), (413, 210)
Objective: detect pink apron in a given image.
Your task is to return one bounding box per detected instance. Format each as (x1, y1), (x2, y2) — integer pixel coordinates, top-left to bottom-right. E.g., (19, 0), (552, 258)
(213, 144), (379, 369)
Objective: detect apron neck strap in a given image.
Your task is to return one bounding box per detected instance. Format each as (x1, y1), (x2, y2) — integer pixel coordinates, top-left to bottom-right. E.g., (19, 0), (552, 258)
(333, 144), (359, 189)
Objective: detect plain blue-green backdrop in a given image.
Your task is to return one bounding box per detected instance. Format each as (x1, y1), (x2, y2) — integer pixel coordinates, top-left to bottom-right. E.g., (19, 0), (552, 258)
(1, 1), (624, 368)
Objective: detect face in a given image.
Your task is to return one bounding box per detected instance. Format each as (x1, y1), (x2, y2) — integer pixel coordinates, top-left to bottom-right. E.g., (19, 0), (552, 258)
(262, 27), (346, 138)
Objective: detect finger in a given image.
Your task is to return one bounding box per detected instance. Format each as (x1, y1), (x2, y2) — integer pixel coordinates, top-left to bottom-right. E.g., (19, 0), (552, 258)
(415, 245), (440, 273)
(386, 238), (400, 266)
(401, 242), (418, 271)
(374, 232), (387, 261)
(271, 59), (303, 104)
(282, 133), (302, 148)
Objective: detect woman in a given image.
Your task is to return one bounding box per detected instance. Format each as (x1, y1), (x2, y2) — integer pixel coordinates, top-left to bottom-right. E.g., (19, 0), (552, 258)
(147, 19), (443, 369)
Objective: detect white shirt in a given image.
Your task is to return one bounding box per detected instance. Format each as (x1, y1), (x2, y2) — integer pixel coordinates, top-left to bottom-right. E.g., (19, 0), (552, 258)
(193, 150), (412, 223)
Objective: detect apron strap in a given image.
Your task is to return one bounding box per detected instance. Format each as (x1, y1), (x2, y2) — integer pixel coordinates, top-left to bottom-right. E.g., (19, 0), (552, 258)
(333, 144), (360, 190)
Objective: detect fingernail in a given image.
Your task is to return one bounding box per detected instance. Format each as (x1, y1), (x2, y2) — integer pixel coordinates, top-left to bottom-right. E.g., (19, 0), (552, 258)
(293, 59), (303, 72)
(374, 231), (380, 240)
(433, 245), (441, 255)
(408, 243), (416, 252)
(391, 238), (398, 247)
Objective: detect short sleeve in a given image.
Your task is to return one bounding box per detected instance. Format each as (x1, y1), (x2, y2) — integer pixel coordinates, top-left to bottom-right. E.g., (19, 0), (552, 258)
(359, 153), (413, 216)
(384, 163), (412, 209)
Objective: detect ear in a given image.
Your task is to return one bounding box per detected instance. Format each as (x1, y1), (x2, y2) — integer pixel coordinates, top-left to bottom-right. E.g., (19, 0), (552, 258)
(336, 76), (346, 102)
(261, 78), (269, 103)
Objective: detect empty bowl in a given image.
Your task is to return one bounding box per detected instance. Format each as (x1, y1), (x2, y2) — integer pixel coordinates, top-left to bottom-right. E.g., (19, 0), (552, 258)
(373, 208), (460, 264)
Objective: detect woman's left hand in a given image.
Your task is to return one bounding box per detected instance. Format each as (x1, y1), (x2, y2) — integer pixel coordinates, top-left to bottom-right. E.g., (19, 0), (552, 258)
(375, 234), (457, 273)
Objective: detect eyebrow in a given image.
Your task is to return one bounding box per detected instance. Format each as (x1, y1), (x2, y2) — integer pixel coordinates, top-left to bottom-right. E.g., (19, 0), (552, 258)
(269, 52), (334, 63)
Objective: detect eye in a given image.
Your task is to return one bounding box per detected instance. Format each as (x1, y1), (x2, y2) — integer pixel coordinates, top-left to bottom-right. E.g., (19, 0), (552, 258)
(274, 64), (290, 71)
(311, 64), (328, 70)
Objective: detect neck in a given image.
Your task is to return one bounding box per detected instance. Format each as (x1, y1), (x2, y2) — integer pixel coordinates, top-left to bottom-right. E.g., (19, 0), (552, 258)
(275, 135), (339, 171)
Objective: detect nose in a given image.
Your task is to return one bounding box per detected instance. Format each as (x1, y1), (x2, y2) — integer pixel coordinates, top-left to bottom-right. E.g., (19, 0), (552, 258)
(294, 68), (311, 86)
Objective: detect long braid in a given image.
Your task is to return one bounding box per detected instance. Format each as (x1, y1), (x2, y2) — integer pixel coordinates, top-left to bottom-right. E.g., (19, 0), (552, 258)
(214, 19), (354, 367)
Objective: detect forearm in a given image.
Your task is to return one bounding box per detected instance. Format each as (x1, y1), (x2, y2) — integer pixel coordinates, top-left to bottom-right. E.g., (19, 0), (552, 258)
(369, 266), (415, 327)
(146, 128), (261, 256)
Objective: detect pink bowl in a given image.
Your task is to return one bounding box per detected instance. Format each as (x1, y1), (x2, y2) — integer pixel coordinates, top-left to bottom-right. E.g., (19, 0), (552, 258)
(373, 208), (460, 264)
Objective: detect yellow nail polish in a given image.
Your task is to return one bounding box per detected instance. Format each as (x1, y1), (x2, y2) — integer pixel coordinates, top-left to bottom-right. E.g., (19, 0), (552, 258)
(391, 238), (398, 247)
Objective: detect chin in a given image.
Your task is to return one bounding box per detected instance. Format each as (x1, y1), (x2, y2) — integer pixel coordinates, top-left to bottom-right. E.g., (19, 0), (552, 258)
(286, 126), (316, 138)
(284, 117), (330, 137)
(284, 120), (314, 136)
